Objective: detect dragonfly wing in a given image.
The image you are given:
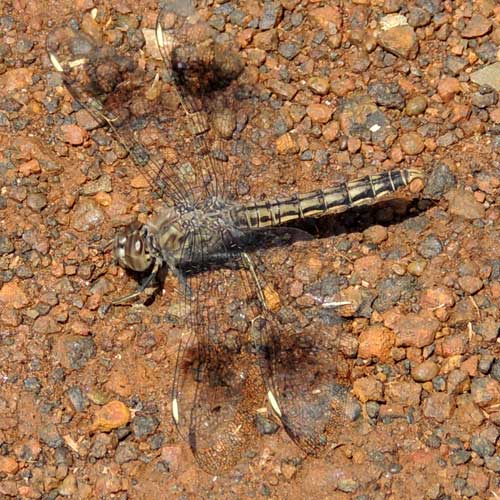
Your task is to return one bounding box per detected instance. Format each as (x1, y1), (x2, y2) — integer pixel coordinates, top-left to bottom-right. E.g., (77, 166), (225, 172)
(155, 5), (245, 203)
(246, 239), (357, 455)
(171, 233), (265, 473)
(46, 23), (192, 206)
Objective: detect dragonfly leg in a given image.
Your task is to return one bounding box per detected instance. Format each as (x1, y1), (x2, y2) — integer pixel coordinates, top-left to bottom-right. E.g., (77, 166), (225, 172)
(112, 258), (161, 305)
(160, 249), (193, 298)
(240, 252), (267, 309)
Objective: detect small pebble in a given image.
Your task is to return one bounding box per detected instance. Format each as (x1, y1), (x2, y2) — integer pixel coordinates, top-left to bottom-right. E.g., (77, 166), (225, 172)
(470, 435), (495, 458)
(446, 189), (485, 220)
(255, 414), (280, 435)
(0, 456), (19, 475)
(461, 14), (492, 39)
(412, 360), (439, 382)
(308, 76), (330, 95)
(131, 415), (160, 439)
(114, 441), (138, 464)
(363, 225), (388, 244)
(61, 124), (87, 145)
(276, 132), (299, 154)
(39, 423), (63, 449)
(405, 95), (427, 116)
(352, 376), (384, 403)
(407, 260), (426, 276)
(417, 234), (443, 258)
(377, 25), (418, 60)
(437, 77), (461, 102)
(92, 400), (131, 432)
(27, 193), (47, 212)
(457, 276), (483, 294)
(400, 131), (424, 155)
(423, 393), (454, 422)
(306, 103), (333, 124)
(358, 325), (395, 361)
(66, 386), (87, 412)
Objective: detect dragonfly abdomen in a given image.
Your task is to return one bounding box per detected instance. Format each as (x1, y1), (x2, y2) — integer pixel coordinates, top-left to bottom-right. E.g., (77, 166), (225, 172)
(232, 169), (423, 229)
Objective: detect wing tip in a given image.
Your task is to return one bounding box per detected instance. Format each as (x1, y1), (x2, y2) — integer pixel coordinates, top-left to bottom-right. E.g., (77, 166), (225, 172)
(48, 51), (64, 72)
(155, 18), (165, 48)
(267, 390), (282, 418)
(172, 397), (180, 424)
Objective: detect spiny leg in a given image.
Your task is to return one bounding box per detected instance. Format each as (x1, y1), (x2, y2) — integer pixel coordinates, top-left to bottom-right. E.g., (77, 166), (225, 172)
(112, 258), (162, 305)
(241, 252), (267, 310)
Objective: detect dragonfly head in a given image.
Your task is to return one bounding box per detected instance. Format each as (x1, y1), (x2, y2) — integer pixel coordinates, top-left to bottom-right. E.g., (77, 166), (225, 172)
(114, 222), (155, 273)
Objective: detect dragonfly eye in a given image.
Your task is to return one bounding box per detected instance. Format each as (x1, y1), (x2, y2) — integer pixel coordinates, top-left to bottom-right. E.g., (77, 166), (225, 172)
(114, 234), (127, 263)
(133, 236), (143, 255)
(113, 226), (152, 273)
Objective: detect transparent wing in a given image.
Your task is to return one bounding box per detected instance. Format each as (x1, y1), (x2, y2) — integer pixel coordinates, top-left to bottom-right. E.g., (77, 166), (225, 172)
(171, 245), (265, 473)
(155, 5), (246, 204)
(173, 228), (355, 468)
(46, 23), (194, 207)
(249, 237), (355, 455)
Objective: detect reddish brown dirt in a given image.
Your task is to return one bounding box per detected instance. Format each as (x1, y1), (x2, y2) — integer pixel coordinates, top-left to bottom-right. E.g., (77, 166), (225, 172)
(0, 1), (498, 499)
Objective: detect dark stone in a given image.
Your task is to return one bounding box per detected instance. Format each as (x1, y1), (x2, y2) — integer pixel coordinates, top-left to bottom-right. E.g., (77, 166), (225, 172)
(416, 0), (443, 14)
(66, 386), (87, 412)
(149, 433), (164, 450)
(55, 446), (73, 466)
(417, 234), (443, 258)
(131, 415), (160, 439)
(471, 88), (498, 109)
(478, 354), (494, 374)
(470, 435), (495, 457)
(209, 15), (225, 32)
(230, 9), (246, 27)
(425, 433), (441, 448)
(16, 264), (34, 279)
(491, 359), (500, 382)
(115, 442), (139, 464)
(436, 132), (457, 148)
(368, 82), (405, 109)
(444, 56), (467, 75)
(424, 162), (457, 198)
(476, 41), (498, 64)
(255, 413), (280, 435)
(15, 37), (34, 54)
(39, 423), (64, 449)
(23, 377), (41, 394)
(373, 276), (415, 312)
(449, 449), (471, 465)
(407, 7), (431, 27)
(0, 235), (14, 254)
(485, 456), (500, 472)
(366, 401), (380, 418)
(0, 98), (22, 112)
(0, 15), (15, 30)
(432, 375), (446, 392)
(260, 0), (283, 30)
(278, 42), (300, 60)
(65, 337), (97, 370)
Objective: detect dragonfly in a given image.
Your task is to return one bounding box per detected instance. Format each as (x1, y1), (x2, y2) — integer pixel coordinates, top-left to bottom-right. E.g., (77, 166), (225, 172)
(47, 3), (424, 473)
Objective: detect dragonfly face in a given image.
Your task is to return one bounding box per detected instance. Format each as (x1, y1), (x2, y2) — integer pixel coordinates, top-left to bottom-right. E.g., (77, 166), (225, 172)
(114, 223), (155, 273)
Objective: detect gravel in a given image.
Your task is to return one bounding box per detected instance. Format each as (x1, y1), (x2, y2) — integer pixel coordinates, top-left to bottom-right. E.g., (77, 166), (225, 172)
(0, 1), (498, 498)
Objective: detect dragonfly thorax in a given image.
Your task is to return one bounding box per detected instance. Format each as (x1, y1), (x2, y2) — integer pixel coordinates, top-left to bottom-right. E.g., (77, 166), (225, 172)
(114, 223), (158, 273)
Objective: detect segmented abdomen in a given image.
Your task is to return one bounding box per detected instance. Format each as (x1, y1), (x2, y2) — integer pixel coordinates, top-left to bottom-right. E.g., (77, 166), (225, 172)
(231, 169), (423, 229)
